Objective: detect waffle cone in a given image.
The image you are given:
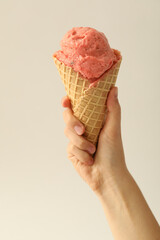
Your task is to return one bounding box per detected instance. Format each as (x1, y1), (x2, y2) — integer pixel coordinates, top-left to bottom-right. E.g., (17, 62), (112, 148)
(53, 57), (122, 145)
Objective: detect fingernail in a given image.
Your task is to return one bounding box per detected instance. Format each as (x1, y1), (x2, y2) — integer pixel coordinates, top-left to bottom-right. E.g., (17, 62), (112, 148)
(88, 146), (96, 154)
(74, 125), (83, 135)
(114, 87), (118, 98)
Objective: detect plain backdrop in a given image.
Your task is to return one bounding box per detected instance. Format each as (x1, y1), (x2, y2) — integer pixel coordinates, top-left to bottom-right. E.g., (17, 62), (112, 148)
(0, 0), (160, 239)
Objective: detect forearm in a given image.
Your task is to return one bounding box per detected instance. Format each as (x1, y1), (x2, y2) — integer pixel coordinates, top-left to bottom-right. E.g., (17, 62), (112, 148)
(97, 169), (160, 240)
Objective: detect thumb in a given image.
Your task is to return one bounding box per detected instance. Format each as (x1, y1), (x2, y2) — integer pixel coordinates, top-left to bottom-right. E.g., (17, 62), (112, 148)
(101, 87), (121, 140)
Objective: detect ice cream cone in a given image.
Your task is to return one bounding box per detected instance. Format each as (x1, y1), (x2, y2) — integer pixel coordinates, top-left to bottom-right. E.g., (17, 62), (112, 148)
(54, 57), (122, 145)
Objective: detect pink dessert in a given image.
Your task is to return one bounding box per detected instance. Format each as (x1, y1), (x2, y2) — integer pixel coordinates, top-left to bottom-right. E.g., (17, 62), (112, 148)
(54, 27), (121, 82)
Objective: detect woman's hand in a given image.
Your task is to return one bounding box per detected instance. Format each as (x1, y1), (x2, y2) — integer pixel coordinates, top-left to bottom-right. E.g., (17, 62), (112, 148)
(61, 87), (127, 196)
(62, 87), (160, 240)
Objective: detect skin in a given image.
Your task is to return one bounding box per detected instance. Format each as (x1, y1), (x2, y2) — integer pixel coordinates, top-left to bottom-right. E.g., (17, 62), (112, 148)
(61, 87), (160, 240)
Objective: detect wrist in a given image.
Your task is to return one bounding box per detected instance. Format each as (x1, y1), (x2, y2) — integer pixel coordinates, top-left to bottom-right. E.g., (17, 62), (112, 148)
(95, 166), (130, 200)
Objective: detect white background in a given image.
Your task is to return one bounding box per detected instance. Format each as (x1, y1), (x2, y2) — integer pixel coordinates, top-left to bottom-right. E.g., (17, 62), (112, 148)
(0, 0), (160, 239)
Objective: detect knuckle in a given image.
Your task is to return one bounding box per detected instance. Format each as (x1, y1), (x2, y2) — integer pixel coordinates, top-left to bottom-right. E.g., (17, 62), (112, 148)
(63, 109), (73, 125)
(70, 143), (75, 153)
(67, 143), (77, 163)
(78, 138), (86, 149)
(67, 142), (75, 153)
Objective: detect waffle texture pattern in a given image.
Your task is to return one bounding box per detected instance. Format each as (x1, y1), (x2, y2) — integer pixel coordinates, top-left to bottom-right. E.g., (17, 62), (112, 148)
(54, 57), (121, 145)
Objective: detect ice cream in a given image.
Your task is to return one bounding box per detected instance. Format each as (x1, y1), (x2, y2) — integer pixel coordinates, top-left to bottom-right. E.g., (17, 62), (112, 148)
(53, 27), (122, 145)
(54, 27), (121, 81)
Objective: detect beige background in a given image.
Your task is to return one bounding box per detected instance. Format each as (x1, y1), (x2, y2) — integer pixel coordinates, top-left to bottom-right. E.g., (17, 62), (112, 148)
(0, 0), (160, 239)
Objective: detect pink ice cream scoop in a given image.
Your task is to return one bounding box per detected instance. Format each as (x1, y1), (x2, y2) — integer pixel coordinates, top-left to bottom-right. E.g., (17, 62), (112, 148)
(54, 27), (121, 81)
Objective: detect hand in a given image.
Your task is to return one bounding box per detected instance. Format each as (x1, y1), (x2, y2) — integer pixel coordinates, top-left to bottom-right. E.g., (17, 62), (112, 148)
(61, 87), (127, 196)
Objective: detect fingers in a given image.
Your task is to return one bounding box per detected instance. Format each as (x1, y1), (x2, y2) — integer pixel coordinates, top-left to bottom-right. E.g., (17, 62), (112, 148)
(61, 96), (71, 108)
(101, 87), (121, 140)
(64, 126), (96, 154)
(61, 95), (96, 157)
(67, 142), (94, 166)
(63, 108), (85, 135)
(61, 96), (85, 135)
